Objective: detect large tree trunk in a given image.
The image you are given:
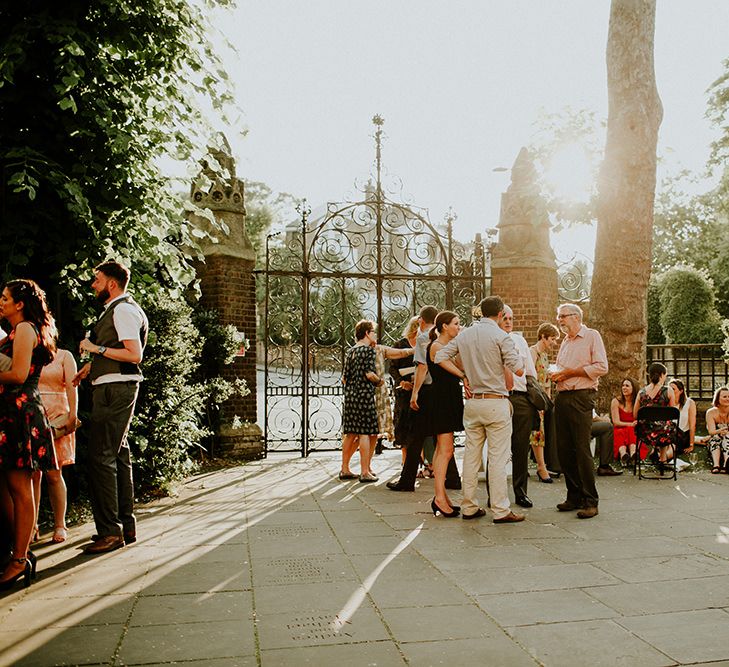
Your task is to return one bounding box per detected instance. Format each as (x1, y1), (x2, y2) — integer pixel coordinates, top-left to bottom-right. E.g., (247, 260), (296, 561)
(591, 0), (663, 409)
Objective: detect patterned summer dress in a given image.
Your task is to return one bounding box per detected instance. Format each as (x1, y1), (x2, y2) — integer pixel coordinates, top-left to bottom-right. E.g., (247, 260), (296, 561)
(38, 349), (76, 466)
(529, 349), (550, 447)
(706, 417), (729, 461)
(342, 344), (378, 435)
(0, 325), (57, 471)
(635, 386), (674, 452)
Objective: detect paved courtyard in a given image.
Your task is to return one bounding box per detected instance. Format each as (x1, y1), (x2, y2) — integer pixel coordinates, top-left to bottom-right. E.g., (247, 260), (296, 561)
(1, 450), (729, 666)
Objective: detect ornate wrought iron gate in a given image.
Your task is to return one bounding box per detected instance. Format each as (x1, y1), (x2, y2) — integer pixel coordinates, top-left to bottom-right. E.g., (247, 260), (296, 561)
(260, 119), (490, 456)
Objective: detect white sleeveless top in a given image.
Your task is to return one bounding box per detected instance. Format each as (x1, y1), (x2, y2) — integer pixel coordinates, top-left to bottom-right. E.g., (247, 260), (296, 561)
(679, 400), (691, 431)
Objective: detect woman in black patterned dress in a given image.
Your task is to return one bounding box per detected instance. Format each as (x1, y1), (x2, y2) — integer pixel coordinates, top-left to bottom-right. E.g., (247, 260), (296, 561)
(634, 362), (676, 470)
(340, 320), (383, 483)
(0, 279), (57, 590)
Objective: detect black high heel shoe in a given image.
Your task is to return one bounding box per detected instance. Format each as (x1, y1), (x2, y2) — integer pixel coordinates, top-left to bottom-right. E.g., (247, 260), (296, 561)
(27, 551), (37, 580)
(0, 558), (31, 591)
(431, 498), (459, 518)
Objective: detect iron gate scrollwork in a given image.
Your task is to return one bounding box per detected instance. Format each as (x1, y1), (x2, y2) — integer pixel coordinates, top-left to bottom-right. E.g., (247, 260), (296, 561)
(260, 118), (490, 456)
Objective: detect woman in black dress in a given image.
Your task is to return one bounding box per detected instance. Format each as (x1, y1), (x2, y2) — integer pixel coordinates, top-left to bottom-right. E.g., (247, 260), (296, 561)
(0, 279), (57, 589)
(426, 311), (464, 517)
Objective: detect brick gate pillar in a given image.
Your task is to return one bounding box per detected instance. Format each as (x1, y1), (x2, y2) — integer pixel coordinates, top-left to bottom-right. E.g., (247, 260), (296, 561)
(189, 136), (263, 459)
(490, 148), (558, 343)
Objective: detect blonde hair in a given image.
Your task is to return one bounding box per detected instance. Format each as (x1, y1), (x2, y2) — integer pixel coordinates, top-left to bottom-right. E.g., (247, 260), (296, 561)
(402, 316), (419, 339)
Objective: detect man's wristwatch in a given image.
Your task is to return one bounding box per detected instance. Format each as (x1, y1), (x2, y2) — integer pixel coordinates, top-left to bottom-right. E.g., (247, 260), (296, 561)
(97, 345), (107, 356)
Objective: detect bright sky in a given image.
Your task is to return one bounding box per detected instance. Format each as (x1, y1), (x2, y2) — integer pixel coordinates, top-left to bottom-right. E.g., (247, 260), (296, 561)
(209, 0), (729, 260)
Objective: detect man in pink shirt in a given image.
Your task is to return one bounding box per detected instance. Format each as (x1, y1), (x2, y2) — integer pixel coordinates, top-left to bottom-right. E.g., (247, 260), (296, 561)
(551, 303), (608, 519)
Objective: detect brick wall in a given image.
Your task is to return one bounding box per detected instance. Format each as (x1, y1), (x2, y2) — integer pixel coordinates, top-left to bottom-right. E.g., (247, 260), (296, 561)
(491, 265), (559, 344)
(196, 254), (258, 425)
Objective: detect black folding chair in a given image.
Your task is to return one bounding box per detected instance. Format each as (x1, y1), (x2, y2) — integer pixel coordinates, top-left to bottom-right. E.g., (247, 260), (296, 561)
(634, 406), (680, 480)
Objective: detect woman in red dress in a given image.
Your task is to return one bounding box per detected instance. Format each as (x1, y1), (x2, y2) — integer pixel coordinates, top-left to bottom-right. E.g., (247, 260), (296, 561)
(611, 377), (639, 466)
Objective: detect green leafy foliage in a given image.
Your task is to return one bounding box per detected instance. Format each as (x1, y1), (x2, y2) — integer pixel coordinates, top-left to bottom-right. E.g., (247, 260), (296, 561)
(708, 238), (729, 319)
(1, 2), (245, 491)
(528, 107), (605, 230)
(657, 266), (724, 344)
(646, 277), (664, 344)
(707, 56), (729, 172)
(651, 172), (723, 275)
(130, 294), (245, 492)
(245, 181), (298, 267)
(0, 0), (234, 317)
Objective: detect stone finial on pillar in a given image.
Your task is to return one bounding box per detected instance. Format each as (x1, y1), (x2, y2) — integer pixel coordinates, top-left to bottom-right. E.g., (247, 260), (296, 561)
(490, 148), (559, 342)
(188, 133), (263, 458)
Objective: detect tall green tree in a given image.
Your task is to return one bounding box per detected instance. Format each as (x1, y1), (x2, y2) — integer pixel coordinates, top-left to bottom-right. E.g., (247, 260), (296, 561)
(0, 0), (234, 319)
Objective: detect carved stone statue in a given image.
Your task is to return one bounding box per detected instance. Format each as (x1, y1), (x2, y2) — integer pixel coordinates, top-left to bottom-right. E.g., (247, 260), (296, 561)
(491, 147), (555, 270)
(188, 133), (254, 261)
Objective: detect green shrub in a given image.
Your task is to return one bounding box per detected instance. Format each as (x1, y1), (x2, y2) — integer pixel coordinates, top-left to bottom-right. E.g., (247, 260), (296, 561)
(646, 276), (664, 344)
(129, 294), (245, 493)
(657, 266), (724, 344)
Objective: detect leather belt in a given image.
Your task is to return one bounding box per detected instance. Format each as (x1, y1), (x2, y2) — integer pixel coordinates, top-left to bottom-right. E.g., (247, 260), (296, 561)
(470, 393), (507, 399)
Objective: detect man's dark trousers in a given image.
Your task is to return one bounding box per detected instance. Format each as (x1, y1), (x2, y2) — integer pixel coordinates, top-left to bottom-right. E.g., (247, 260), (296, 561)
(398, 386), (460, 489)
(88, 382), (139, 537)
(542, 407), (561, 473)
(509, 391), (537, 499)
(555, 389), (599, 508)
(591, 420), (614, 467)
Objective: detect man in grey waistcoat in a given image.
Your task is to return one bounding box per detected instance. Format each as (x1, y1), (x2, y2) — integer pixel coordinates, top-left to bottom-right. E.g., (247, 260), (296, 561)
(74, 261), (148, 554)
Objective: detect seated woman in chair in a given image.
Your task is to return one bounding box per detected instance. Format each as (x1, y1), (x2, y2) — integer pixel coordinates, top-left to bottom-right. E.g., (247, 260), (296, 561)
(611, 377), (639, 466)
(669, 378), (696, 457)
(706, 386), (729, 474)
(634, 362), (676, 469)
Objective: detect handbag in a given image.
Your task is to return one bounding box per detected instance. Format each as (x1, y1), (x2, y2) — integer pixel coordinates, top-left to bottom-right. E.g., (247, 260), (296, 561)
(0, 352), (11, 371)
(526, 375), (554, 412)
(50, 413), (82, 439)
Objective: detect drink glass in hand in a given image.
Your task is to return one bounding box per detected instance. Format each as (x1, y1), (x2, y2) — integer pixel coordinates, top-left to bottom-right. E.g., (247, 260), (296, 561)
(80, 330), (92, 362)
(547, 364), (562, 378)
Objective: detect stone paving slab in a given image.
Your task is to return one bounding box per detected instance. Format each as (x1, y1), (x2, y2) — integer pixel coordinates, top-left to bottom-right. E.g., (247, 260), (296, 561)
(118, 619), (256, 664)
(591, 552), (729, 583)
(476, 588), (619, 626)
(507, 619), (674, 667)
(260, 641), (405, 667)
(1, 449), (729, 666)
(616, 609), (729, 664)
(400, 636), (536, 666)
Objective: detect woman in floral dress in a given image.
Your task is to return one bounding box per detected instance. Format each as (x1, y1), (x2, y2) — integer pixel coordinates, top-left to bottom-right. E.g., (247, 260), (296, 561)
(634, 362), (676, 469)
(339, 320), (383, 483)
(706, 386), (729, 474)
(0, 279), (57, 589)
(529, 323), (560, 482)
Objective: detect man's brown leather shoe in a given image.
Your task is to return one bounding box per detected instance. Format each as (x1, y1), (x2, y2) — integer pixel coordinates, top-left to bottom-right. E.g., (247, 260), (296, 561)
(493, 511), (525, 524)
(92, 531), (136, 544)
(557, 500), (587, 511)
(577, 506), (599, 519)
(84, 535), (125, 554)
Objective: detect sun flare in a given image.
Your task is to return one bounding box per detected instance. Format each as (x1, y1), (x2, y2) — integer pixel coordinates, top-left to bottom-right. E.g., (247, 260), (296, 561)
(544, 142), (594, 203)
